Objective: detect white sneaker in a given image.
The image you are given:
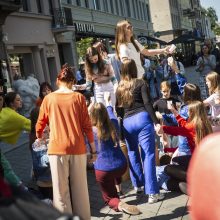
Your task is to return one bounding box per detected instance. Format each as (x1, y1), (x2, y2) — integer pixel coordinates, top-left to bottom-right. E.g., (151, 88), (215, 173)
(134, 186), (144, 194)
(148, 193), (165, 204)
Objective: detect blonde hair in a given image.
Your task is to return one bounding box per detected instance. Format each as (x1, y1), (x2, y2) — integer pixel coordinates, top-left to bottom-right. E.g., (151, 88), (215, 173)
(188, 101), (212, 146)
(90, 103), (118, 145)
(206, 71), (220, 95)
(115, 20), (140, 59)
(160, 81), (171, 90)
(116, 59), (138, 107)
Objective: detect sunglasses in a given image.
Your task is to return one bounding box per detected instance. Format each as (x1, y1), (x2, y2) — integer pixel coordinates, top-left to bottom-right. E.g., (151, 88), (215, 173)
(126, 25), (133, 30)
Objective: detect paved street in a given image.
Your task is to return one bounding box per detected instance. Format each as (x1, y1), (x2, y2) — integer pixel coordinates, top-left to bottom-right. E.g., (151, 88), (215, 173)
(0, 65), (197, 219)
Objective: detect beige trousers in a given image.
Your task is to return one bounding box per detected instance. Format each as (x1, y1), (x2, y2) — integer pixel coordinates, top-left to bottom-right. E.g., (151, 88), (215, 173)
(49, 154), (90, 220)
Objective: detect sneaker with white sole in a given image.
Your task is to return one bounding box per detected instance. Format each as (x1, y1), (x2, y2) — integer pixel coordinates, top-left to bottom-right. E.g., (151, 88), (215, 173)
(134, 186), (144, 194)
(148, 193), (165, 204)
(118, 201), (140, 215)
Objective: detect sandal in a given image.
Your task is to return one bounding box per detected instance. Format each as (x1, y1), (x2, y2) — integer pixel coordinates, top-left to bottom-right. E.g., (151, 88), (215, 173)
(118, 201), (140, 215)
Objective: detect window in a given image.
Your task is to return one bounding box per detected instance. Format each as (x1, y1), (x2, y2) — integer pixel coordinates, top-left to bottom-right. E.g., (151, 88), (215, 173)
(64, 7), (73, 25)
(85, 0), (89, 8)
(130, 1), (136, 18)
(136, 1), (141, 20)
(76, 0), (81, 6)
(36, 0), (42, 13)
(119, 0), (124, 16)
(139, 1), (143, 20)
(67, 0), (72, 4)
(146, 4), (151, 22)
(103, 0), (108, 12)
(114, 0), (119, 15)
(94, 0), (101, 10)
(109, 0), (114, 14)
(22, 0), (29, 11)
(48, 0), (53, 15)
(125, 0), (131, 17)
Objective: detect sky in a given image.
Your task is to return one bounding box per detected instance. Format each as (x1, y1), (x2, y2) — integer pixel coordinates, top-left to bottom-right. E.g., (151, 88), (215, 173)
(200, 0), (220, 21)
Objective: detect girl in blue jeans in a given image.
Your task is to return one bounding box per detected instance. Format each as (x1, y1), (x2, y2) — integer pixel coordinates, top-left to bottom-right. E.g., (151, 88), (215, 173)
(116, 59), (164, 204)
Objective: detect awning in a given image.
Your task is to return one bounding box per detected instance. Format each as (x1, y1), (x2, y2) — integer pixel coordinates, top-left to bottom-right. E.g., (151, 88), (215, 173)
(168, 34), (204, 44)
(138, 36), (167, 45)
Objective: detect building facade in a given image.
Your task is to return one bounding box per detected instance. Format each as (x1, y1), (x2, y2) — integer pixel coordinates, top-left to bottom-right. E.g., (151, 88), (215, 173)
(56, 0), (153, 66)
(149, 0), (202, 42)
(1, 0), (154, 88)
(2, 0), (61, 89)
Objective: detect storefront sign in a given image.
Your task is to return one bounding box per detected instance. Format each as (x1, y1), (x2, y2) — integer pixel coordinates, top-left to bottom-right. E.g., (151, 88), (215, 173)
(74, 23), (95, 33)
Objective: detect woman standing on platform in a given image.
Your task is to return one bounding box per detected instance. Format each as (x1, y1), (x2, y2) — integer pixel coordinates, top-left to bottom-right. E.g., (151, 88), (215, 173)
(115, 19), (170, 79)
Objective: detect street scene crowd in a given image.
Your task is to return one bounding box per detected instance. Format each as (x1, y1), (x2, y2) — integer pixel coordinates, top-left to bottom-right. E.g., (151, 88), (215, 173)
(1, 15), (220, 220)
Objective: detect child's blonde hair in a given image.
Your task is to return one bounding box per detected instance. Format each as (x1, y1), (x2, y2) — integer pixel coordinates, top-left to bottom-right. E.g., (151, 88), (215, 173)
(160, 81), (171, 91)
(206, 71), (220, 95)
(188, 101), (212, 146)
(90, 103), (118, 145)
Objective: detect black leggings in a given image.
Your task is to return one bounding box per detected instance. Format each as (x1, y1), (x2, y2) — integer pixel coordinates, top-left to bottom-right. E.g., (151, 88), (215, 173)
(164, 155), (191, 192)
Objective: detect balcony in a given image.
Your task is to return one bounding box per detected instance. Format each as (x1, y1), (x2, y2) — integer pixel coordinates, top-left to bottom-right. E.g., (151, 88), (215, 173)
(52, 8), (75, 33)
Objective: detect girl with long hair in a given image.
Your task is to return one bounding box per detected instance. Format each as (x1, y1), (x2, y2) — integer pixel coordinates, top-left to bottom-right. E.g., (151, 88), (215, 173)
(36, 64), (95, 219)
(156, 101), (212, 194)
(115, 20), (170, 78)
(84, 47), (118, 106)
(204, 71), (220, 132)
(116, 59), (164, 204)
(90, 102), (140, 215)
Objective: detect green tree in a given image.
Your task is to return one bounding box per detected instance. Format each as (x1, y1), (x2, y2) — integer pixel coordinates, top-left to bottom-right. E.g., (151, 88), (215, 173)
(76, 37), (94, 63)
(206, 7), (218, 29)
(213, 25), (220, 36)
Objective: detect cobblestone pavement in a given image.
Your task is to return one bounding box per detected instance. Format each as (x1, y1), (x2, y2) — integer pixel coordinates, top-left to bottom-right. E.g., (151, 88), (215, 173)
(0, 66), (197, 219)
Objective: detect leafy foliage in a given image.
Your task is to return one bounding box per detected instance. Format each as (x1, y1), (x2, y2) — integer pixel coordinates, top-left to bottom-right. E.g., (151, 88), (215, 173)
(76, 37), (94, 63)
(202, 6), (220, 35)
(206, 7), (218, 29)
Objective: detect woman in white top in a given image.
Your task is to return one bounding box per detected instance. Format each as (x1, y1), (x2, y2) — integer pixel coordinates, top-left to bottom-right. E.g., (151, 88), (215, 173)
(115, 20), (170, 78)
(204, 71), (220, 132)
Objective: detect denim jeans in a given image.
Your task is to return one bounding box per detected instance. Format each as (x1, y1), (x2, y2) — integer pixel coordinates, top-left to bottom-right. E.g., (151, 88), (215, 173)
(123, 111), (159, 194)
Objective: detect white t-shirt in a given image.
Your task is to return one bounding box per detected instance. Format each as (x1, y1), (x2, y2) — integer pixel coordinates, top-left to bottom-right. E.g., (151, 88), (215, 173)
(119, 40), (145, 78)
(205, 93), (220, 117)
(205, 92), (220, 132)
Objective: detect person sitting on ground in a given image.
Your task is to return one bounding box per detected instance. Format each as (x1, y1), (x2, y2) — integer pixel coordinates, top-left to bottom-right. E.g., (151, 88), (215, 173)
(155, 101), (212, 193)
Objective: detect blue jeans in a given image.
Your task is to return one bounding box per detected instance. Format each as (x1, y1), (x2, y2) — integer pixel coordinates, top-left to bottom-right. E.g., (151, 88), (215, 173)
(123, 111), (159, 194)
